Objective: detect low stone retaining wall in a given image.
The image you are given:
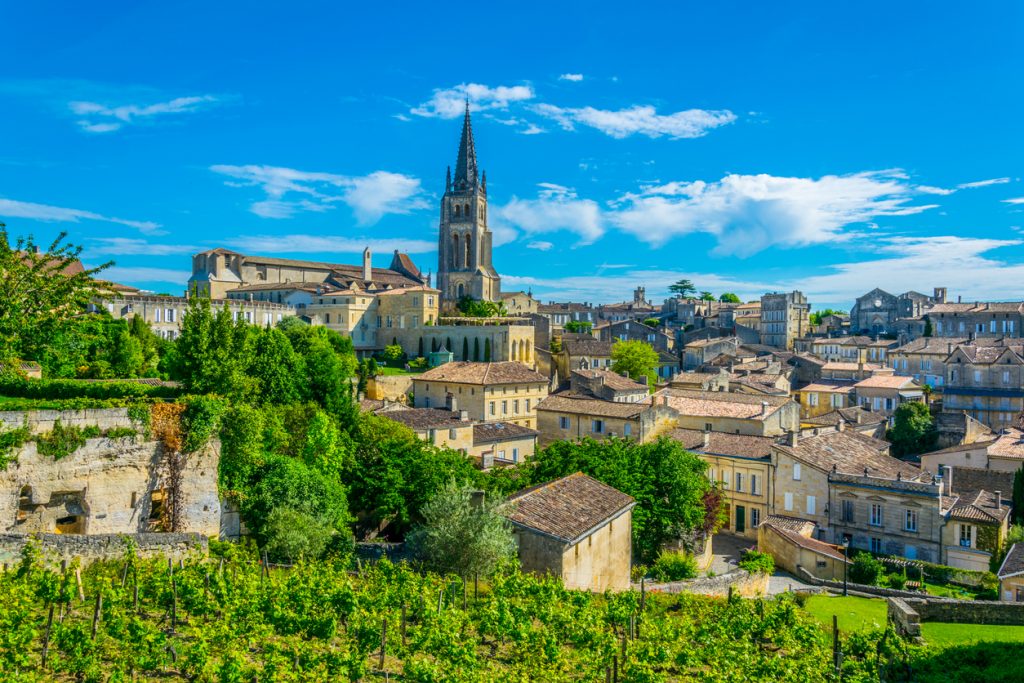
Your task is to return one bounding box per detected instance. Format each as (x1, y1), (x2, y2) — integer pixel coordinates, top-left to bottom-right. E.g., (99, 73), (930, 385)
(0, 408), (138, 435)
(646, 568), (769, 597)
(796, 566), (941, 600)
(0, 532), (208, 568)
(889, 596), (1024, 641)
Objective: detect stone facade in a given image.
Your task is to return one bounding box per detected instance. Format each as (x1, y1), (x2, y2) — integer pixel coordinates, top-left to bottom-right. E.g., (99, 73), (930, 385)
(760, 291), (810, 350)
(944, 343), (1024, 430)
(437, 106), (501, 303)
(94, 294), (293, 340)
(304, 284), (440, 354)
(411, 363), (549, 430)
(928, 301), (1024, 339)
(598, 320), (674, 351)
(393, 320), (537, 367)
(536, 394), (677, 446)
(849, 288), (945, 335)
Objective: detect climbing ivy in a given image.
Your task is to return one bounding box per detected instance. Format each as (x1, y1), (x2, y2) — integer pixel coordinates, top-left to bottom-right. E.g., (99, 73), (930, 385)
(34, 419), (87, 460)
(180, 395), (228, 453)
(0, 421), (31, 469)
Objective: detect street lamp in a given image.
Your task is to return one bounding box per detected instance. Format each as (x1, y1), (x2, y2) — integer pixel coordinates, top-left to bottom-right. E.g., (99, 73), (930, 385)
(841, 538), (850, 596)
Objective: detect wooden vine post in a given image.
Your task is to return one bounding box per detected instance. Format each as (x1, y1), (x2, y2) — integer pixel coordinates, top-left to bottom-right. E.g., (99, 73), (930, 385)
(40, 603), (54, 669)
(91, 592), (103, 640)
(378, 616), (388, 670)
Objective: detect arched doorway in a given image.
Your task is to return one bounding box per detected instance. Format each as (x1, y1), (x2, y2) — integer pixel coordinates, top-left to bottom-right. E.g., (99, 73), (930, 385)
(457, 282), (465, 299)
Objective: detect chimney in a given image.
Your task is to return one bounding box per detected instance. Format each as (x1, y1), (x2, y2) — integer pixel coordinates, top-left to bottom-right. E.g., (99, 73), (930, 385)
(837, 418), (846, 432)
(996, 490), (1003, 509)
(622, 370), (629, 378)
(943, 465), (954, 496)
(958, 295), (962, 303)
(761, 401), (770, 417)
(362, 246), (372, 281)
(445, 392), (457, 412)
(786, 430), (799, 447)
(702, 429), (711, 449)
(459, 409), (469, 422)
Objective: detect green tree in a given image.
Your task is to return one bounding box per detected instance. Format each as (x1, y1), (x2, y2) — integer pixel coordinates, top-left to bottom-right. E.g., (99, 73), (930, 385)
(923, 316), (934, 337)
(249, 327), (305, 404)
(263, 507), (333, 562)
(473, 337), (480, 361)
(699, 291), (715, 301)
(887, 401), (937, 456)
(564, 320), (593, 333)
(301, 410), (352, 478)
(218, 403), (267, 496)
(381, 344), (405, 365)
(719, 293), (741, 303)
(0, 227), (112, 365)
(611, 340), (659, 386)
(642, 318), (661, 328)
(462, 337), (469, 361)
(1014, 466), (1024, 526)
(484, 338), (491, 361)
(529, 437), (717, 563)
(407, 482), (515, 577)
(418, 336), (425, 358)
(668, 279), (696, 298)
(110, 328), (144, 378)
(849, 552), (884, 585)
(171, 297), (256, 399)
(809, 308), (847, 326)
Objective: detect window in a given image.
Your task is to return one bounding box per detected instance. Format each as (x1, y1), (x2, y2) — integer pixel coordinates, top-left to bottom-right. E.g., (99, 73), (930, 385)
(784, 492), (794, 511)
(512, 448), (519, 463)
(808, 392), (818, 407)
(708, 467), (715, 482)
(750, 474), (760, 495)
(806, 495), (816, 515)
(705, 423), (713, 432)
(559, 416), (570, 429)
(793, 463), (802, 481)
(991, 320), (997, 333)
(869, 503), (883, 527)
(498, 449), (506, 460)
(905, 509), (918, 532)
(592, 419), (604, 434)
(974, 370), (982, 383)
(841, 499), (854, 523)
(513, 400), (519, 414)
(526, 399), (531, 412)
(623, 423), (632, 437)
(1004, 371), (1011, 384)
(735, 473), (744, 492)
(489, 402), (496, 416)
(751, 508), (760, 528)
(501, 400), (508, 415)
(154, 308), (162, 323)
(960, 524), (973, 548)
(870, 537), (883, 554)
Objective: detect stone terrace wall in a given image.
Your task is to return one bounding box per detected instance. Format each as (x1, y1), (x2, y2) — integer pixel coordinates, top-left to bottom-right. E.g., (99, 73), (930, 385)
(909, 597), (1024, 626)
(796, 566), (943, 600)
(647, 568), (769, 597)
(0, 532), (207, 568)
(0, 408), (138, 434)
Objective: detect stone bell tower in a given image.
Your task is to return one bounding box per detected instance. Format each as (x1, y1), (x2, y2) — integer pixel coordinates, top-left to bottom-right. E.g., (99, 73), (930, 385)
(437, 103), (501, 303)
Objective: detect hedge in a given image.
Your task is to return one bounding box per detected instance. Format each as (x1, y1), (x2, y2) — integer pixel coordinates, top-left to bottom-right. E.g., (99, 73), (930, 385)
(0, 377), (181, 401)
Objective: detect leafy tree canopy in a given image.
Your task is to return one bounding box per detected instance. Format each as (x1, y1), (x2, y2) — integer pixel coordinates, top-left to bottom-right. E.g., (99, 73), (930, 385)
(698, 291), (715, 301)
(719, 293), (741, 303)
(809, 308), (847, 326)
(611, 339), (660, 386)
(456, 296), (507, 318)
(887, 401), (936, 456)
(668, 279), (696, 298)
(564, 320), (593, 333)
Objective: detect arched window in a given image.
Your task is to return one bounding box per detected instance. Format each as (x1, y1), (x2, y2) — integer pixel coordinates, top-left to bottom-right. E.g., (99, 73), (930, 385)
(524, 339), (531, 361)
(457, 283), (465, 299)
(511, 340), (518, 361)
(465, 234), (472, 268)
(452, 234), (459, 269)
(465, 203), (471, 218)
(454, 204), (460, 217)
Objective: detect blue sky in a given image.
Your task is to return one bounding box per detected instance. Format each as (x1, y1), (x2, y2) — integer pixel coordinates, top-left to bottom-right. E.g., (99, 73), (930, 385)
(1, 1), (1022, 309)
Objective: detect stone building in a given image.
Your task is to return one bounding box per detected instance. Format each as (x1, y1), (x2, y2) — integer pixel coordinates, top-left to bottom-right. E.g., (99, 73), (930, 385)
(554, 339), (615, 380)
(669, 429), (774, 538)
(757, 516), (849, 581)
(683, 336), (740, 370)
(943, 343), (1024, 430)
(506, 473), (636, 591)
(888, 337), (979, 392)
(852, 375), (925, 420)
(760, 291), (810, 350)
(411, 362), (548, 429)
(95, 294), (293, 340)
(792, 382), (855, 419)
(849, 287), (945, 335)
(920, 427), (1024, 474)
(436, 105), (501, 303)
(927, 301), (1024, 339)
(500, 291), (539, 315)
(998, 543), (1024, 601)
(598, 319), (674, 352)
(651, 388), (800, 437)
(188, 246), (426, 300)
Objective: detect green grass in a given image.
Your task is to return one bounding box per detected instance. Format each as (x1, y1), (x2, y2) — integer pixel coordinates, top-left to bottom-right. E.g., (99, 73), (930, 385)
(801, 594), (888, 632)
(377, 366), (424, 376)
(922, 622), (1024, 646)
(922, 581), (980, 600)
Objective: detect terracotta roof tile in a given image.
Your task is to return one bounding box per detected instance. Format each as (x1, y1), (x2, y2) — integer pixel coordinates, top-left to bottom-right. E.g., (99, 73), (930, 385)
(473, 422), (538, 443)
(651, 388), (792, 420)
(775, 430), (919, 479)
(537, 393), (650, 419)
(383, 408), (472, 431)
(763, 523), (851, 563)
(506, 473), (635, 543)
(668, 428), (774, 459)
(999, 543), (1024, 579)
(853, 375), (922, 390)
(415, 361), (547, 385)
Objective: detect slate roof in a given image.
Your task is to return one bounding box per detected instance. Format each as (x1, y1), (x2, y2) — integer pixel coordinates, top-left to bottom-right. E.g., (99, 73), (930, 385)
(774, 430), (921, 479)
(998, 543), (1024, 579)
(571, 368), (648, 392)
(415, 361), (547, 385)
(805, 407), (887, 427)
(506, 473), (635, 544)
(537, 393), (650, 418)
(473, 422), (539, 444)
(563, 339), (615, 357)
(668, 428), (774, 459)
(651, 388), (792, 420)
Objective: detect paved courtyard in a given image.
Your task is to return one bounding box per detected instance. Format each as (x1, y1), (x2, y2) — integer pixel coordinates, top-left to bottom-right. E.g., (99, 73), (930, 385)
(710, 532), (813, 595)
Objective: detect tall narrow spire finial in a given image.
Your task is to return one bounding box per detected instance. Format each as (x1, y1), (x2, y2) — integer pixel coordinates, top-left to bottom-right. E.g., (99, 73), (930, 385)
(453, 101), (478, 191)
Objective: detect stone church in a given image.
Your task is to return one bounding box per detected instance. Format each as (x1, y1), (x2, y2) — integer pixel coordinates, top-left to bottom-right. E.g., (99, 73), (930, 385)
(436, 104), (501, 303)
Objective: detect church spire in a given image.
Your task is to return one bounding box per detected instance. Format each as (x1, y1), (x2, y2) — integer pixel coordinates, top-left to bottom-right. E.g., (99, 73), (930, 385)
(453, 100), (477, 191)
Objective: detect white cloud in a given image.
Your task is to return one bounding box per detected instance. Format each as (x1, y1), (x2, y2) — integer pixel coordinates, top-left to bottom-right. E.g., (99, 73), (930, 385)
(1004, 197), (1024, 205)
(69, 95), (220, 133)
(520, 123), (545, 135)
(958, 177), (1010, 189)
(0, 198), (163, 235)
(533, 103), (736, 139)
(102, 266), (191, 286)
(210, 165), (428, 224)
(915, 185), (955, 196)
(88, 238), (198, 256)
(558, 73), (584, 82)
(610, 171), (937, 255)
(503, 269), (767, 305)
(526, 241), (553, 251)
(410, 83), (535, 119)
(222, 233), (436, 255)
(493, 184), (604, 245)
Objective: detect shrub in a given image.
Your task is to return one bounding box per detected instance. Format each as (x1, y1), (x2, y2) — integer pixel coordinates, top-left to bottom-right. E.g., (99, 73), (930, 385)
(650, 550), (698, 582)
(263, 507), (332, 563)
(738, 550), (775, 575)
(379, 345), (405, 365)
(0, 376), (180, 401)
(81, 425), (102, 438)
(408, 357), (429, 371)
(849, 552), (885, 585)
(104, 426), (137, 440)
(888, 572), (908, 590)
(35, 420), (87, 460)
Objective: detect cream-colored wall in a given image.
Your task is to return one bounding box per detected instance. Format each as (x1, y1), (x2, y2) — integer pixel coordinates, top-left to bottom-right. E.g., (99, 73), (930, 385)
(470, 435), (536, 464)
(412, 379), (548, 429)
(1001, 575), (1024, 601)
(941, 518), (1006, 571)
(673, 402), (798, 437)
(407, 423), (476, 453)
(794, 390), (851, 419)
(771, 450), (829, 529)
(758, 524), (845, 581)
(395, 324), (536, 365)
(830, 485), (943, 562)
(100, 295), (292, 340)
(920, 446), (1006, 473)
(702, 455), (771, 539)
(560, 508), (633, 592)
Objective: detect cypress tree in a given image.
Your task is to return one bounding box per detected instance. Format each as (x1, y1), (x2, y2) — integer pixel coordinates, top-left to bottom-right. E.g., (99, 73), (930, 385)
(473, 338), (480, 362)
(418, 337), (424, 358)
(432, 338), (439, 352)
(463, 337), (469, 361)
(484, 338), (491, 362)
(447, 337), (453, 354)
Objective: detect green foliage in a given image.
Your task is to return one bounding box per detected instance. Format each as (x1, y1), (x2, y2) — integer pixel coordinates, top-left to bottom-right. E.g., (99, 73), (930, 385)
(887, 401), (937, 456)
(456, 296), (506, 318)
(564, 320), (593, 333)
(668, 279), (696, 298)
(650, 550), (698, 581)
(719, 292), (741, 303)
(809, 308), (847, 326)
(170, 297), (257, 399)
(849, 552), (885, 585)
(408, 356), (429, 371)
(642, 317), (661, 328)
(611, 339), (659, 386)
(218, 403), (267, 497)
(483, 338), (491, 362)
(407, 482), (515, 577)
(248, 327), (305, 404)
(180, 395), (228, 453)
(34, 419), (87, 460)
(738, 550), (775, 575)
(380, 344), (405, 364)
(104, 426), (137, 440)
(301, 409), (353, 478)
(263, 507), (333, 562)
(1014, 468), (1024, 526)
(0, 375), (180, 400)
(0, 227), (112, 367)
(698, 291), (715, 301)
(0, 421), (31, 469)
(923, 315), (934, 337)
(528, 437), (715, 563)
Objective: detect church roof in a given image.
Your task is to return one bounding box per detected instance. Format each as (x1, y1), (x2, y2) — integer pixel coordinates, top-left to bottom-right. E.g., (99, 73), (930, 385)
(452, 103), (478, 192)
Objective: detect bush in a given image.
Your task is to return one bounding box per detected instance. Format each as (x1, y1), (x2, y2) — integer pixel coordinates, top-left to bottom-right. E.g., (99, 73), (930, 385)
(104, 426), (137, 440)
(0, 376), (180, 401)
(35, 420), (86, 460)
(738, 550), (775, 575)
(849, 552), (885, 585)
(408, 357), (429, 371)
(887, 572), (908, 590)
(379, 345), (406, 365)
(263, 507), (332, 563)
(651, 550), (698, 582)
